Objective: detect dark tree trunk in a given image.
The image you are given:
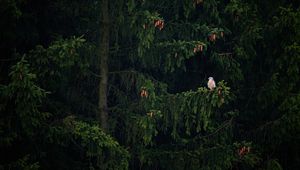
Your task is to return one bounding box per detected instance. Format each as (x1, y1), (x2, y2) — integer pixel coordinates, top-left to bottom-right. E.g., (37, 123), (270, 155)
(98, 0), (109, 131)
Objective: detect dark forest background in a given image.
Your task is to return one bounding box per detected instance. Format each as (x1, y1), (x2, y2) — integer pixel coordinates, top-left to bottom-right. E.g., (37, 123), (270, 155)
(1, 0), (300, 169)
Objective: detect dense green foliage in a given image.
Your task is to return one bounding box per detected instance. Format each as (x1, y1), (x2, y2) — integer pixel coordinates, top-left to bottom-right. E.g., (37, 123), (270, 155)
(0, 0), (300, 169)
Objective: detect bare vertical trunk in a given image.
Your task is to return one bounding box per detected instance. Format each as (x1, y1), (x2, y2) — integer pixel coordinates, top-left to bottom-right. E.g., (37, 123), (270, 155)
(98, 0), (109, 131)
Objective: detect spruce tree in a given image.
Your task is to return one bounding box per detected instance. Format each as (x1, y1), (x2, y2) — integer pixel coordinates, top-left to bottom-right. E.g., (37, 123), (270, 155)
(106, 0), (259, 169)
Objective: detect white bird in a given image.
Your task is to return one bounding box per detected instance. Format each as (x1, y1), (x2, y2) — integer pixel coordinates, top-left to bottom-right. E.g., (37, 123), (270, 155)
(207, 77), (216, 91)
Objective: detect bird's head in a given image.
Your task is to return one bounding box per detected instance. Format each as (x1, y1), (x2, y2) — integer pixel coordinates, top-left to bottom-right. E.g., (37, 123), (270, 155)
(208, 77), (214, 80)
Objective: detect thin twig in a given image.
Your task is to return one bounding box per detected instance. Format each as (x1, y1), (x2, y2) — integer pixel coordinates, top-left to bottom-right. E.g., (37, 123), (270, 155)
(196, 117), (234, 139)
(218, 52), (233, 56)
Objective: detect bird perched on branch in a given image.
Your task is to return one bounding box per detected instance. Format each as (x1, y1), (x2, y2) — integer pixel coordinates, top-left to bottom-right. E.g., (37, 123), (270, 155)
(207, 77), (216, 91)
